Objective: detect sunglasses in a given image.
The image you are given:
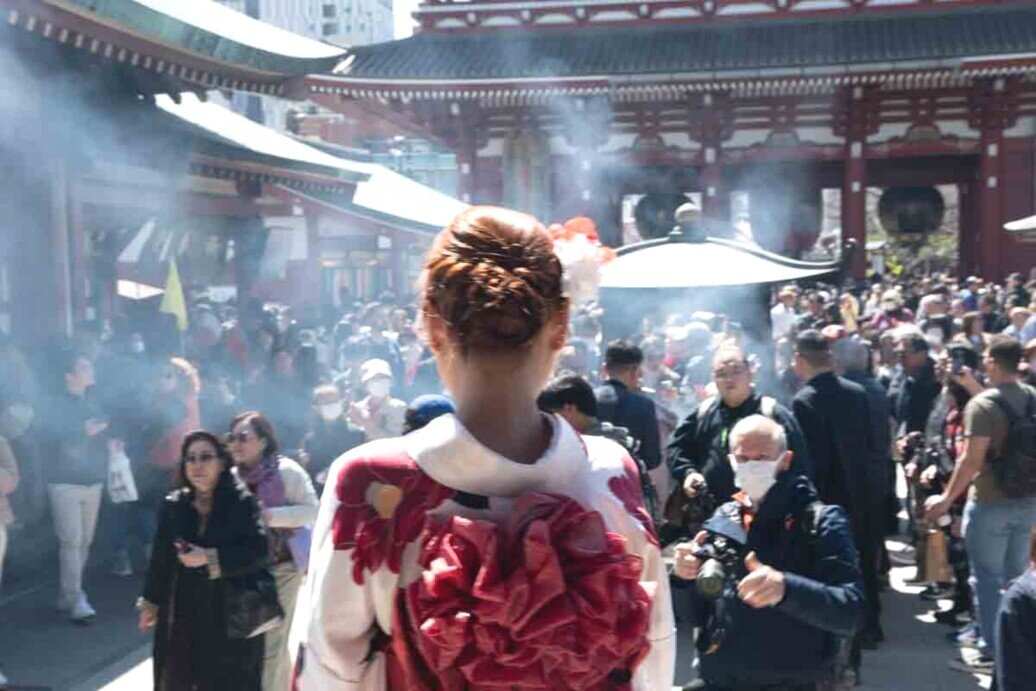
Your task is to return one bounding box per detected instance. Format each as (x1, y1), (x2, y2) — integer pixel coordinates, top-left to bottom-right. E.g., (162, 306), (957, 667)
(185, 452), (218, 464)
(226, 431), (256, 444)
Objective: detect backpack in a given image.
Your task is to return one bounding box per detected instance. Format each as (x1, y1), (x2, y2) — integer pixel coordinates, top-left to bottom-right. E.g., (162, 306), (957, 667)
(987, 388), (1036, 499)
(595, 385), (662, 528)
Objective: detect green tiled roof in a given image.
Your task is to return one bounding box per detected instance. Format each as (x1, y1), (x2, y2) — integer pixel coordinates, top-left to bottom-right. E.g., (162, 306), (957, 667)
(60, 0), (345, 76)
(337, 5), (1036, 81)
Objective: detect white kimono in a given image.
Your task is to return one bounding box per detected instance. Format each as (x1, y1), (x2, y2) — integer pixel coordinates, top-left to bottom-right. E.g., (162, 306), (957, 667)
(292, 413), (676, 690)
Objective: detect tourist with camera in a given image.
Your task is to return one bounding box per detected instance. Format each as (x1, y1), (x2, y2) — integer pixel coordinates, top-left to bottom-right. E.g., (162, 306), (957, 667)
(666, 345), (810, 531)
(673, 415), (862, 691)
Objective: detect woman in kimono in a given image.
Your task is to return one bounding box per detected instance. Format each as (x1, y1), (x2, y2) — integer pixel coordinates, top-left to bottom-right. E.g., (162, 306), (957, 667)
(293, 206), (676, 690)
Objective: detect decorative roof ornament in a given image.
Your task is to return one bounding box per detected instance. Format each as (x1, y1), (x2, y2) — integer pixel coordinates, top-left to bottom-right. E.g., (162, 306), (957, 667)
(600, 204), (847, 289)
(670, 202), (707, 243)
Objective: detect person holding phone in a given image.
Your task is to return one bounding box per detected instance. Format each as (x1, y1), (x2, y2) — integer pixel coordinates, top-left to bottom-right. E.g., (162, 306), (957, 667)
(139, 430), (269, 690)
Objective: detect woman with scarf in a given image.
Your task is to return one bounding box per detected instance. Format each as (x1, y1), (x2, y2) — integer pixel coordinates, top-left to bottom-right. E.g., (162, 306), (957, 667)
(139, 430), (268, 690)
(228, 412), (319, 691)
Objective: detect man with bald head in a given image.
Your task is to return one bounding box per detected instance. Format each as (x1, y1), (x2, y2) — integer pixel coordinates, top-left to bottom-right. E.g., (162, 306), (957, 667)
(667, 345), (810, 516)
(673, 415), (862, 690)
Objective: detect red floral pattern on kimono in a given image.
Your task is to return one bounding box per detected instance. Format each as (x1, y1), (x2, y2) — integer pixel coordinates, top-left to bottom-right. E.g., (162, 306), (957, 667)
(331, 451), (454, 585)
(608, 454), (660, 548)
(389, 493), (653, 690)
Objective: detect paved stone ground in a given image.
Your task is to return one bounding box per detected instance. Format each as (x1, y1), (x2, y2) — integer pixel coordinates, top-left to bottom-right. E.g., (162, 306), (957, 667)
(0, 538), (993, 691)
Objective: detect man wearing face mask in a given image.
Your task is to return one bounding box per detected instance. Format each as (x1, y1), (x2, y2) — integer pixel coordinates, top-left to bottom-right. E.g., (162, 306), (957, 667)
(673, 415), (863, 690)
(302, 385), (364, 491)
(350, 359), (407, 441)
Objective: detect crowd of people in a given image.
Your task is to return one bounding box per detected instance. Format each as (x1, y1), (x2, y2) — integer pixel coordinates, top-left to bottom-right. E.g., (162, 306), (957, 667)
(0, 203), (1033, 690)
(545, 268), (1036, 689)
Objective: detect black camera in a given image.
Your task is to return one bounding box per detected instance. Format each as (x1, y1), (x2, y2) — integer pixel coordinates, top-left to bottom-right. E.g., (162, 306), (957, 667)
(661, 475), (717, 547)
(693, 503), (749, 599)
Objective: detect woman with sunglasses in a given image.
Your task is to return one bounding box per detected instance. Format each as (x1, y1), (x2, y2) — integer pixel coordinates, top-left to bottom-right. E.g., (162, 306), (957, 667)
(228, 411), (319, 691)
(138, 430), (269, 690)
(293, 207), (675, 690)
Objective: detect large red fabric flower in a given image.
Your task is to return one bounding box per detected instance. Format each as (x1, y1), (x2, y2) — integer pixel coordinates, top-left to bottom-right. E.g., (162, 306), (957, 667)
(390, 493), (653, 690)
(331, 452), (454, 585)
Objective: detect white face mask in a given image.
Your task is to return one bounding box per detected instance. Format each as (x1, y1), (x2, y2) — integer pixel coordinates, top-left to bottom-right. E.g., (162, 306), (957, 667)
(731, 454), (781, 504)
(366, 379), (391, 399)
(318, 403), (342, 422)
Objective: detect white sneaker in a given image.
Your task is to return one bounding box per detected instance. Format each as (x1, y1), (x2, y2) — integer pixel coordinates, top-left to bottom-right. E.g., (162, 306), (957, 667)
(110, 552), (133, 577)
(0, 668), (8, 688)
(70, 594), (96, 622)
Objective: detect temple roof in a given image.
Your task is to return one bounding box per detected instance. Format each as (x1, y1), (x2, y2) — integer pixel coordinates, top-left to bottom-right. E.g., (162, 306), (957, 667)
(58, 0), (344, 73)
(4, 0), (345, 94)
(155, 93), (368, 185)
(329, 5), (1036, 86)
(156, 93), (466, 231)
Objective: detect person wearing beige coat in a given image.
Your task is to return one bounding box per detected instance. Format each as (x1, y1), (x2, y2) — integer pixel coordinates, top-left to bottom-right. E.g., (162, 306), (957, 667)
(0, 435), (19, 588)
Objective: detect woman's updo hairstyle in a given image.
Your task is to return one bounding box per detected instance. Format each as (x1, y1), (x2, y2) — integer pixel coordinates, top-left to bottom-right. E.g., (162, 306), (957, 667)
(422, 206), (566, 351)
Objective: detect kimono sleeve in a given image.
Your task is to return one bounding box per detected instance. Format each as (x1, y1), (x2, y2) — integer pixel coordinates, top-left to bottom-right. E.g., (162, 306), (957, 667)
(293, 446), (428, 690)
(602, 446), (677, 691)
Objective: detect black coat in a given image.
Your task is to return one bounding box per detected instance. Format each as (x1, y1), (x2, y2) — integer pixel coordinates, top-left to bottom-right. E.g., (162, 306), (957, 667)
(303, 418), (365, 488)
(890, 357), (941, 436)
(843, 369), (894, 505)
(793, 372), (877, 522)
(595, 380), (662, 470)
(143, 477), (269, 691)
(997, 569), (1036, 691)
(694, 472), (863, 686)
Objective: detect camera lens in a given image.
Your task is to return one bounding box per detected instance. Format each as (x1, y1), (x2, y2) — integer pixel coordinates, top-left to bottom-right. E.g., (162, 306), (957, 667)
(697, 559), (727, 599)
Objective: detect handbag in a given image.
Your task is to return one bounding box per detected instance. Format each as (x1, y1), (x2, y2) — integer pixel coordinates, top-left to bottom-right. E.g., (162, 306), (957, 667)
(923, 529), (952, 585)
(108, 444), (139, 504)
(288, 526), (313, 573)
(223, 567), (285, 639)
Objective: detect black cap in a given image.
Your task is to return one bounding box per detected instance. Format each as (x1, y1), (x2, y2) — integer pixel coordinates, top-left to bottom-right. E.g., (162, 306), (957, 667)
(794, 329), (830, 356)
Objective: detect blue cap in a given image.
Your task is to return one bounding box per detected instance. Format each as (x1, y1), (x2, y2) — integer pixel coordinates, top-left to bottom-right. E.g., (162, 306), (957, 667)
(405, 394), (456, 432)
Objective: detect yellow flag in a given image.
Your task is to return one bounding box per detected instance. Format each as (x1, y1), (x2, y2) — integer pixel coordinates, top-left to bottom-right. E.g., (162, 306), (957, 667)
(159, 258), (188, 332)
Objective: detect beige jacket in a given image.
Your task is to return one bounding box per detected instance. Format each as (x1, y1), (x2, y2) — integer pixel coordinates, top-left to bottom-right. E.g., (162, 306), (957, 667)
(0, 437), (20, 526)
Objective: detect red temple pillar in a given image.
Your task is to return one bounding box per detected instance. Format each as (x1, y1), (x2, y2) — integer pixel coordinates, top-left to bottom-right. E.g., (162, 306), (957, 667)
(841, 138), (867, 279)
(452, 104), (480, 205)
(456, 141), (477, 205)
(835, 86), (877, 280)
(958, 179), (980, 277)
(49, 156), (74, 335)
(701, 144), (729, 233)
(978, 127), (1004, 280)
(389, 233), (408, 298)
(969, 77), (1018, 280)
(303, 211), (324, 308)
